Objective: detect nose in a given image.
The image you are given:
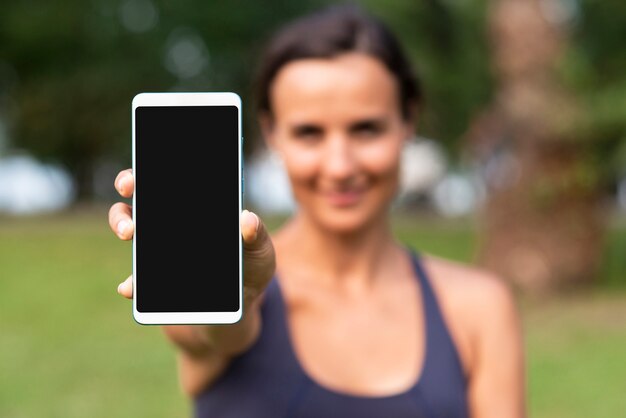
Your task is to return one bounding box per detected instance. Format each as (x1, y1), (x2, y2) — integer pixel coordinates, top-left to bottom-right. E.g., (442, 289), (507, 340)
(321, 133), (357, 179)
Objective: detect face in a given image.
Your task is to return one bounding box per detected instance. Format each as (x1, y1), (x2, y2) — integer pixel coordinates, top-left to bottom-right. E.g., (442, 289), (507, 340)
(262, 52), (414, 233)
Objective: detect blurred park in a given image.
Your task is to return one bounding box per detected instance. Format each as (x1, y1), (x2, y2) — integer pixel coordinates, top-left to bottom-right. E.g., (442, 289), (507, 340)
(1, 0), (625, 417)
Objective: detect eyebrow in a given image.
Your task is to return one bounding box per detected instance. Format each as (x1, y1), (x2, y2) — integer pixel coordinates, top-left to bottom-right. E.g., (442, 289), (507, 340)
(289, 116), (388, 131)
(290, 123), (324, 136)
(348, 118), (387, 132)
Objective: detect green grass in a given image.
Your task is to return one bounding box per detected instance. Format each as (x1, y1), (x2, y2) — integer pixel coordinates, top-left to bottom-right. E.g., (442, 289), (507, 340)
(523, 292), (626, 418)
(1, 206), (625, 417)
(0, 207), (189, 418)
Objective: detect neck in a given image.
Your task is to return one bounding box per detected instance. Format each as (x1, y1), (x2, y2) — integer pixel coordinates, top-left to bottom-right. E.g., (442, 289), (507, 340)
(273, 212), (405, 290)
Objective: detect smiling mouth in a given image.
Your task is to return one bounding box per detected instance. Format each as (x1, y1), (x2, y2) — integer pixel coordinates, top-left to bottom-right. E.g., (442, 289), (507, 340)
(324, 189), (364, 207)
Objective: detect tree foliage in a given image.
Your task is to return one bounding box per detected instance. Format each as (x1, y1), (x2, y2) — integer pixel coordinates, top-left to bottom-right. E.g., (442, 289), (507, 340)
(0, 0), (623, 198)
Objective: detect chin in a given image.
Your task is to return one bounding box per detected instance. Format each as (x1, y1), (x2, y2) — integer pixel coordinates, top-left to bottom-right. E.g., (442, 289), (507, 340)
(317, 208), (379, 234)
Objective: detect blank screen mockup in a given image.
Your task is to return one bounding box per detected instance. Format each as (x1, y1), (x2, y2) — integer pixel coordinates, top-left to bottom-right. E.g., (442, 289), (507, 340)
(135, 105), (240, 313)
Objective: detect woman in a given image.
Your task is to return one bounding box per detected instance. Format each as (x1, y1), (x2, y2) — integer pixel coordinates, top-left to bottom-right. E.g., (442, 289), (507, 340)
(109, 4), (525, 417)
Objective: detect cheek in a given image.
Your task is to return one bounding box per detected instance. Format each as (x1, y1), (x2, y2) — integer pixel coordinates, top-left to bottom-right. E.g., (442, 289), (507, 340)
(357, 141), (403, 181)
(279, 145), (320, 184)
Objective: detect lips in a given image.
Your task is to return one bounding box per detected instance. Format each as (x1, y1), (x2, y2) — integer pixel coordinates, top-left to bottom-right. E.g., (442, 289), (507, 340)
(324, 189), (364, 207)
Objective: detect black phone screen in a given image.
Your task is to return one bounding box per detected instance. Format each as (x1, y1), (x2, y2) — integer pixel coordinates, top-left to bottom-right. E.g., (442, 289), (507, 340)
(134, 104), (241, 314)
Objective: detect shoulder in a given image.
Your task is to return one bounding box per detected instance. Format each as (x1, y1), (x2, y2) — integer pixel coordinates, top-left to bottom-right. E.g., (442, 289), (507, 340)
(420, 253), (519, 321)
(419, 253), (523, 373)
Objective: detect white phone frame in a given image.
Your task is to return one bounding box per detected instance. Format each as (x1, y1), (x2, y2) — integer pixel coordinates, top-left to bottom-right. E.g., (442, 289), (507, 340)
(131, 91), (243, 325)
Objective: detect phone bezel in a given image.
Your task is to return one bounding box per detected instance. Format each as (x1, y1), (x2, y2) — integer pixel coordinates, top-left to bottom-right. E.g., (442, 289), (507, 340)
(131, 91), (243, 325)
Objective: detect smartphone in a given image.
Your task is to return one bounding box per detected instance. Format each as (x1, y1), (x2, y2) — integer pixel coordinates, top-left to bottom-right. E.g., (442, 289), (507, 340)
(131, 92), (243, 325)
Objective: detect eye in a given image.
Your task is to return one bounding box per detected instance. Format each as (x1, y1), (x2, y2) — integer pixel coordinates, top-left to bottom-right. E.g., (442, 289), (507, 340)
(350, 120), (385, 138)
(291, 124), (323, 141)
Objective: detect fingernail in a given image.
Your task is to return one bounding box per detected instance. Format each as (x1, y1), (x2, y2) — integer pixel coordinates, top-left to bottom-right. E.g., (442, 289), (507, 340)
(117, 282), (123, 294)
(242, 210), (259, 240)
(116, 177), (126, 193)
(117, 220), (129, 236)
(251, 212), (259, 240)
(248, 212), (261, 240)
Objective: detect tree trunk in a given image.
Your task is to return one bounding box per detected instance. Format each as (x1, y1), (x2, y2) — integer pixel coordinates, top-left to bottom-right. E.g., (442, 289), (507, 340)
(465, 0), (607, 294)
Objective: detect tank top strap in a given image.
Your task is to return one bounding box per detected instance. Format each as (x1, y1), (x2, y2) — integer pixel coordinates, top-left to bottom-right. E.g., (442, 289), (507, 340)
(407, 248), (469, 407)
(258, 277), (307, 375)
(409, 249), (445, 332)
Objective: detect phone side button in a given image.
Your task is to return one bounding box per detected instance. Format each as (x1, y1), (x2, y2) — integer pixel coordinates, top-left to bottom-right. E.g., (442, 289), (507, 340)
(241, 136), (245, 197)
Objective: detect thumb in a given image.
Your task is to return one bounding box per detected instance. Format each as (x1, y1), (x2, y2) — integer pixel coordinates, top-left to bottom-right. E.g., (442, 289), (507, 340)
(241, 210), (276, 292)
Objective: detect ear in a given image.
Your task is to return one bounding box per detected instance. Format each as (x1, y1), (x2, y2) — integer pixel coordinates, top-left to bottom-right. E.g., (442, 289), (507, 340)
(258, 111), (277, 150)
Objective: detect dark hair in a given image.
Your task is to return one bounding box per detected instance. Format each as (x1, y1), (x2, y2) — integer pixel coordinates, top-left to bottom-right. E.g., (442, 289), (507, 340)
(253, 3), (422, 120)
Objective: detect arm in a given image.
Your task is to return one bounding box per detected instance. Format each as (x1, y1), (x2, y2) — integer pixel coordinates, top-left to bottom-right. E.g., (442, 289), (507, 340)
(467, 277), (526, 418)
(109, 169), (276, 397)
(160, 291), (263, 397)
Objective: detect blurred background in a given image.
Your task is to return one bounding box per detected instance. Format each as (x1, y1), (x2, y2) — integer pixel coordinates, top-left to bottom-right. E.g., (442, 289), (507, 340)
(1, 0), (625, 416)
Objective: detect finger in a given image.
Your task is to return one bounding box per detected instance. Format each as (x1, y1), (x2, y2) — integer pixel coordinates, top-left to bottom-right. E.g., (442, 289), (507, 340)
(117, 275), (133, 299)
(241, 210), (276, 291)
(241, 209), (260, 243)
(108, 201), (134, 240)
(115, 168), (134, 198)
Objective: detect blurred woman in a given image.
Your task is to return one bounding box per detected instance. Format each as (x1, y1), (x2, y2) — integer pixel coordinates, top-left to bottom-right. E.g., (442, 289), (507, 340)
(109, 3), (525, 417)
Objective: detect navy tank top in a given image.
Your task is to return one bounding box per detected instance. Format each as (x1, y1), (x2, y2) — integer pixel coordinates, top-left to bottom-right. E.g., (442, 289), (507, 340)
(194, 250), (469, 417)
